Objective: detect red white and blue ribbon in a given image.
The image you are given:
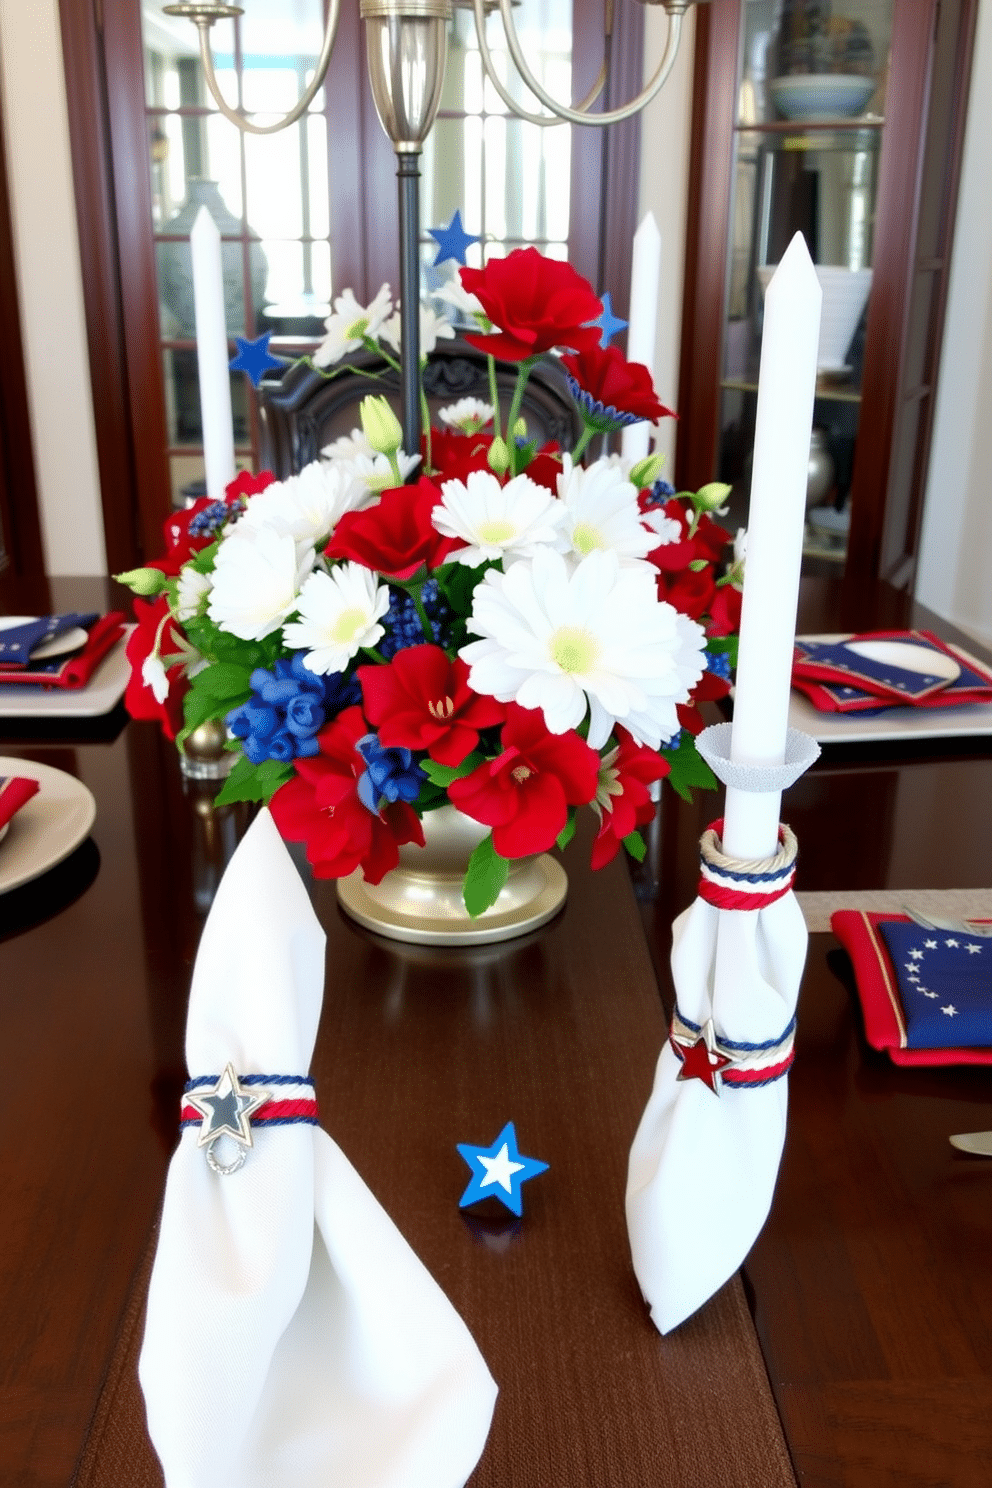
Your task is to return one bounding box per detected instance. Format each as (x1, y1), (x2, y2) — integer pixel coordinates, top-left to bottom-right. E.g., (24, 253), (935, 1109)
(669, 1006), (796, 1092)
(181, 1073), (319, 1130)
(697, 818), (798, 912)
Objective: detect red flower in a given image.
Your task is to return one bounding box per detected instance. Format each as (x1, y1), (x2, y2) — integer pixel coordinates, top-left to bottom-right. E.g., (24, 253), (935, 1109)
(448, 702), (599, 858)
(521, 444), (564, 493)
(358, 646), (505, 766)
(590, 728), (670, 870)
(561, 343), (674, 426)
(643, 499), (731, 573)
(708, 582), (742, 637)
(123, 595), (188, 739)
(426, 429), (493, 484)
(459, 248), (602, 362)
(656, 565), (717, 622)
(269, 705), (425, 883)
(150, 470), (275, 576)
(324, 478), (460, 579)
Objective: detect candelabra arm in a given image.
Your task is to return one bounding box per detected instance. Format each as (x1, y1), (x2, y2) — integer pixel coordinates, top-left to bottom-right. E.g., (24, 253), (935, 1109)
(492, 0), (683, 128)
(470, 0), (605, 127)
(164, 1), (342, 136)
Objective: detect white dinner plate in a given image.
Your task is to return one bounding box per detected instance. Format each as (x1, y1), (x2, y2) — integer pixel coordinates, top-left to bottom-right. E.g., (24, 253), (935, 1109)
(0, 757), (96, 894)
(0, 626), (133, 717)
(843, 637), (961, 683)
(0, 615), (89, 661)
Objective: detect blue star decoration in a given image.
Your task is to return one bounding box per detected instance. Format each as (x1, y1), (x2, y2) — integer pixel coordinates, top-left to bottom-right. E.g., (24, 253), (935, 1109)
(185, 1063), (271, 1154)
(229, 331), (284, 387)
(457, 1121), (549, 1218)
(590, 291), (627, 347)
(428, 209), (479, 267)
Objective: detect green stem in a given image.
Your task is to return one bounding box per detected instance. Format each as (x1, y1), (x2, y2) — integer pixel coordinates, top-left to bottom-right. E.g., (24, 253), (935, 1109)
(359, 645), (387, 665)
(504, 358), (536, 477)
(420, 384), (432, 473)
(409, 585), (434, 643)
(487, 354), (503, 444)
(388, 450), (402, 485)
(570, 424), (595, 464)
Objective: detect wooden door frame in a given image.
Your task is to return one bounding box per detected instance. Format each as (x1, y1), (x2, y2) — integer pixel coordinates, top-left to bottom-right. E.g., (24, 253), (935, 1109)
(0, 84), (45, 601)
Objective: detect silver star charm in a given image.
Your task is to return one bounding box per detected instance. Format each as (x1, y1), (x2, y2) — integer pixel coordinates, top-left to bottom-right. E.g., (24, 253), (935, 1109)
(185, 1064), (271, 1175)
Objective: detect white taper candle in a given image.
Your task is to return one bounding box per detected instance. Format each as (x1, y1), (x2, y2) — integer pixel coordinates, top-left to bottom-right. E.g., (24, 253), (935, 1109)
(191, 205), (236, 502)
(722, 232), (821, 860)
(621, 211), (662, 462)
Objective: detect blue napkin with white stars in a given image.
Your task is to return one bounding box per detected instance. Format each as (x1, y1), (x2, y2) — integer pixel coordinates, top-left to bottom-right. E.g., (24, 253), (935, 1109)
(0, 613), (97, 668)
(878, 921), (992, 1048)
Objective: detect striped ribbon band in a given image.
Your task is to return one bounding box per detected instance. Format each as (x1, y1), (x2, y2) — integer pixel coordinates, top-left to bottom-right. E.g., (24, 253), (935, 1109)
(698, 818), (798, 912)
(670, 1006), (796, 1089)
(180, 1073), (319, 1129)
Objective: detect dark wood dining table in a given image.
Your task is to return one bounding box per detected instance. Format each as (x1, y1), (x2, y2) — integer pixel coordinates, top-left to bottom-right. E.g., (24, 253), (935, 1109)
(2, 574), (991, 1488)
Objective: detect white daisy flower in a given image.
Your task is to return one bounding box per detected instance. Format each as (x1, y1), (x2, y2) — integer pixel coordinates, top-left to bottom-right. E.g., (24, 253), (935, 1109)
(321, 428), (420, 504)
(237, 460), (357, 547)
(208, 525), (315, 642)
(460, 546), (706, 750)
(432, 469), (568, 568)
(556, 454), (659, 568)
(175, 566), (212, 622)
(313, 284), (393, 368)
(283, 563), (391, 675)
(437, 397), (494, 433)
(434, 278), (488, 327)
(642, 507), (682, 547)
(380, 303), (456, 358)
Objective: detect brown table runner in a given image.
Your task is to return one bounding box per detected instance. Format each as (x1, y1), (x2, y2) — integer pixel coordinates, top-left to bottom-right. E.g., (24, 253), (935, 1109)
(73, 841), (797, 1488)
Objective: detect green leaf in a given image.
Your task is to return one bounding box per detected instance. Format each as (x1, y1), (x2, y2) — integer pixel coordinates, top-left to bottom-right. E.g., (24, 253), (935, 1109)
(623, 829), (646, 863)
(214, 755), (294, 807)
(420, 752), (484, 788)
(660, 729), (718, 803)
(556, 812), (577, 852)
(195, 662), (253, 700)
(462, 833), (509, 918)
(182, 682), (227, 736)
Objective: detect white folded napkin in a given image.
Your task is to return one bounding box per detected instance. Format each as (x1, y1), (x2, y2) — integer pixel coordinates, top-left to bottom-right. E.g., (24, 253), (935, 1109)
(139, 807), (497, 1488)
(626, 877), (807, 1335)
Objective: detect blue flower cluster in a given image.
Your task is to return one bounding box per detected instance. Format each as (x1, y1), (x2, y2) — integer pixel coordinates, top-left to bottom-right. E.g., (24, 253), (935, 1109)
(226, 653), (360, 764)
(379, 579), (453, 659)
(188, 499), (241, 539)
(355, 733), (424, 813)
(705, 649), (732, 681)
(640, 477), (677, 508)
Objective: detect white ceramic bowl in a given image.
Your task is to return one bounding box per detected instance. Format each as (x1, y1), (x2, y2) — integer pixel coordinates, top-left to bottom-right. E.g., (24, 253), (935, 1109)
(758, 264), (872, 371)
(769, 73), (876, 122)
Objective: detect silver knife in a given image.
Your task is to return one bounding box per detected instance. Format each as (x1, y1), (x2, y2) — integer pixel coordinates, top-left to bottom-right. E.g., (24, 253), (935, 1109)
(949, 1131), (992, 1155)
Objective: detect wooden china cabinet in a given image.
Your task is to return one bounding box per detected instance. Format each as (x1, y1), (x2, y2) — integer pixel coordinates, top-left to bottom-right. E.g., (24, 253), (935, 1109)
(675, 0), (977, 587)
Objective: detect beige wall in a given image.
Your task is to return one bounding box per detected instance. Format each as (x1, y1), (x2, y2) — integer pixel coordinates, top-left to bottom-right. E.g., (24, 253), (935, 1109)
(915, 0), (992, 646)
(0, 0), (106, 576)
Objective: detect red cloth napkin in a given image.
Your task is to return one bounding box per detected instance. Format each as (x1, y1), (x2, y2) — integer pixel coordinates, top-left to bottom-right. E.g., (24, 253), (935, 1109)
(0, 776), (39, 830)
(0, 612), (125, 689)
(831, 909), (992, 1066)
(793, 630), (992, 713)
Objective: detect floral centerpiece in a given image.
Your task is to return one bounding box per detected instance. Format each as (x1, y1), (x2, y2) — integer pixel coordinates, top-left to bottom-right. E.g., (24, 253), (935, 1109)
(120, 247), (742, 918)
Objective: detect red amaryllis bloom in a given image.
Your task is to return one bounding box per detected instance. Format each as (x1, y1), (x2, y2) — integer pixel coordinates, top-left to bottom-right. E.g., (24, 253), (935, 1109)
(448, 702), (599, 858)
(425, 429), (493, 484)
(642, 499), (731, 574)
(150, 470), (276, 576)
(561, 342), (674, 427)
(521, 444), (565, 493)
(590, 728), (670, 870)
(459, 248), (602, 362)
(123, 595), (188, 739)
(656, 565), (718, 622)
(708, 582), (742, 638)
(325, 478), (461, 579)
(358, 646), (505, 766)
(269, 705), (425, 883)
(676, 665), (732, 738)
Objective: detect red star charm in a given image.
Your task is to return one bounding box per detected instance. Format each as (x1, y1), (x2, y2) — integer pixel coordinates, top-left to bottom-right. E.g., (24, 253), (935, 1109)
(673, 1021), (734, 1094)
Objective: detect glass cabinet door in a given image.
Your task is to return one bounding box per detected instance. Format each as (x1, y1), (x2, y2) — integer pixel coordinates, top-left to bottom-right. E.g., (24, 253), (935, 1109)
(718, 0), (893, 567)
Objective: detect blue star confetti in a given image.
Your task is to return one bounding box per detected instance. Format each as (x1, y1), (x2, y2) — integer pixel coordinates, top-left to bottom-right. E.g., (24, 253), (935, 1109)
(457, 1121), (549, 1217)
(428, 210), (479, 267)
(229, 331), (284, 387)
(590, 292), (627, 347)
